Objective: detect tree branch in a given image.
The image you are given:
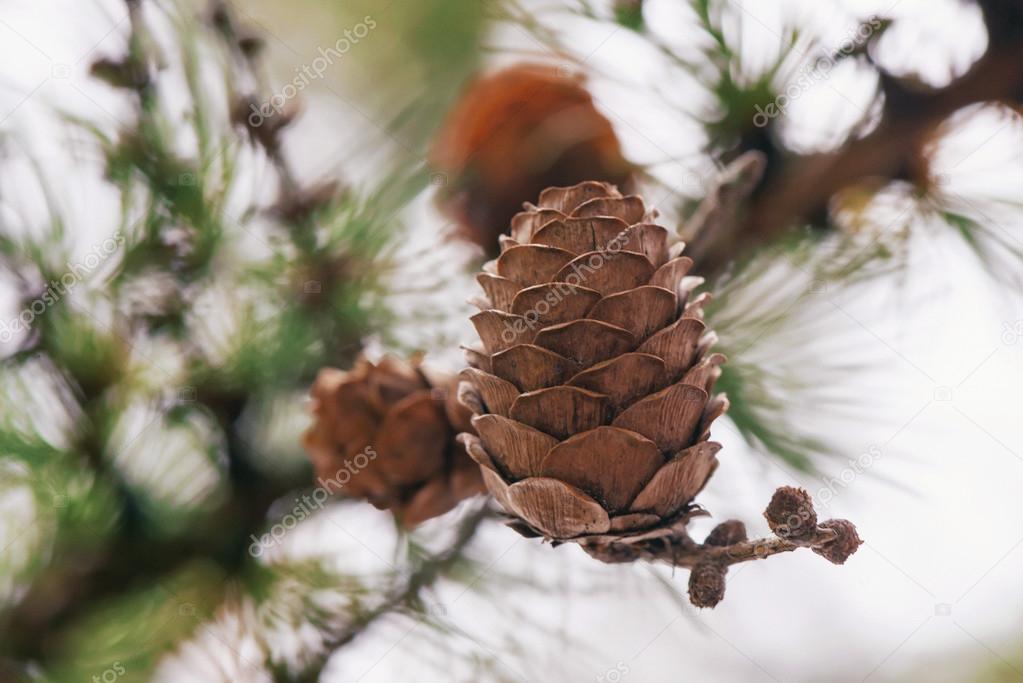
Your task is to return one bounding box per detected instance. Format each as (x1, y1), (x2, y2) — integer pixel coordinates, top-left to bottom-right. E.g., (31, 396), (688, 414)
(286, 503), (494, 683)
(582, 520), (843, 567)
(693, 0), (1023, 277)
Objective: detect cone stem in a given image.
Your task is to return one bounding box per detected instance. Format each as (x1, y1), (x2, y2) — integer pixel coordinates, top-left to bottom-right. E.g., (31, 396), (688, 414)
(583, 524), (841, 567)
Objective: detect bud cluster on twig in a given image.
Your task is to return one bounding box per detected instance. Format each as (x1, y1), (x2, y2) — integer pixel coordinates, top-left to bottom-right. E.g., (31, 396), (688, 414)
(579, 486), (862, 608)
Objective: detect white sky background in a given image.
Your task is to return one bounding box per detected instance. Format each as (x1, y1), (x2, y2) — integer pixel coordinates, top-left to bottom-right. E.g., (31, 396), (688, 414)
(0, 0), (1022, 682)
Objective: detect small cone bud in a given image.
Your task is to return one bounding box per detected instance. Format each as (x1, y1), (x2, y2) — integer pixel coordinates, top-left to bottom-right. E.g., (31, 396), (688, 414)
(90, 58), (147, 90)
(237, 31), (265, 59)
(704, 520), (747, 547)
(231, 95), (300, 152)
(764, 486), (817, 541)
(812, 519), (863, 565)
(689, 562), (727, 608)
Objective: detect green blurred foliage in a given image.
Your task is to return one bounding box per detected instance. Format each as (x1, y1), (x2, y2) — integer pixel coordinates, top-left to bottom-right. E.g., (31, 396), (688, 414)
(0, 1), (412, 678)
(46, 564), (225, 683)
(244, 0), (489, 153)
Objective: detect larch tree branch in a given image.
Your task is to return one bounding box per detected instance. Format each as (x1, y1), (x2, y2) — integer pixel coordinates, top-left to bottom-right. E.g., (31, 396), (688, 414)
(286, 503), (495, 683)
(691, 0), (1023, 278)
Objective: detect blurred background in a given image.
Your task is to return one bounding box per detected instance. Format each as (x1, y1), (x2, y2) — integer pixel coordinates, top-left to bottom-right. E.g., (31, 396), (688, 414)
(0, 0), (1021, 681)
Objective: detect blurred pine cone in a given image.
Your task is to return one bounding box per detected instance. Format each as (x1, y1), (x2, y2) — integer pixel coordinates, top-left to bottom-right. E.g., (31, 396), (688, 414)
(458, 181), (728, 543)
(430, 64), (635, 256)
(303, 356), (485, 527)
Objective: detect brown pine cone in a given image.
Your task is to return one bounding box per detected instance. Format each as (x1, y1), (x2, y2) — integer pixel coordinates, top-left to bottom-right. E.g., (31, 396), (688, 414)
(458, 181), (728, 544)
(430, 63), (635, 256)
(303, 356), (485, 527)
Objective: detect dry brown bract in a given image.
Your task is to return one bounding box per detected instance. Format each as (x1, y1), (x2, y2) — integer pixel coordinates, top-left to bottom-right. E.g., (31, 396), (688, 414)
(304, 355), (485, 527)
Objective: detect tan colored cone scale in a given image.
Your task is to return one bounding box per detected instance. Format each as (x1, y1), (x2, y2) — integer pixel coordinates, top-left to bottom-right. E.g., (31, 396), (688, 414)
(304, 356), (485, 527)
(459, 181), (729, 542)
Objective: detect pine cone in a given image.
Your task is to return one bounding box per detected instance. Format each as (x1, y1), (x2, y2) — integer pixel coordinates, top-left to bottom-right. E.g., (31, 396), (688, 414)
(303, 356), (485, 527)
(430, 64), (635, 256)
(458, 181), (728, 543)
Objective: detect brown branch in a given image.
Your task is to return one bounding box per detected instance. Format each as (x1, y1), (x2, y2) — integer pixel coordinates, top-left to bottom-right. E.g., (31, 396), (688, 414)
(285, 503), (495, 683)
(212, 1), (343, 229)
(584, 522), (838, 568)
(693, 1), (1023, 277)
(751, 40), (1023, 230)
(683, 151), (766, 269)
